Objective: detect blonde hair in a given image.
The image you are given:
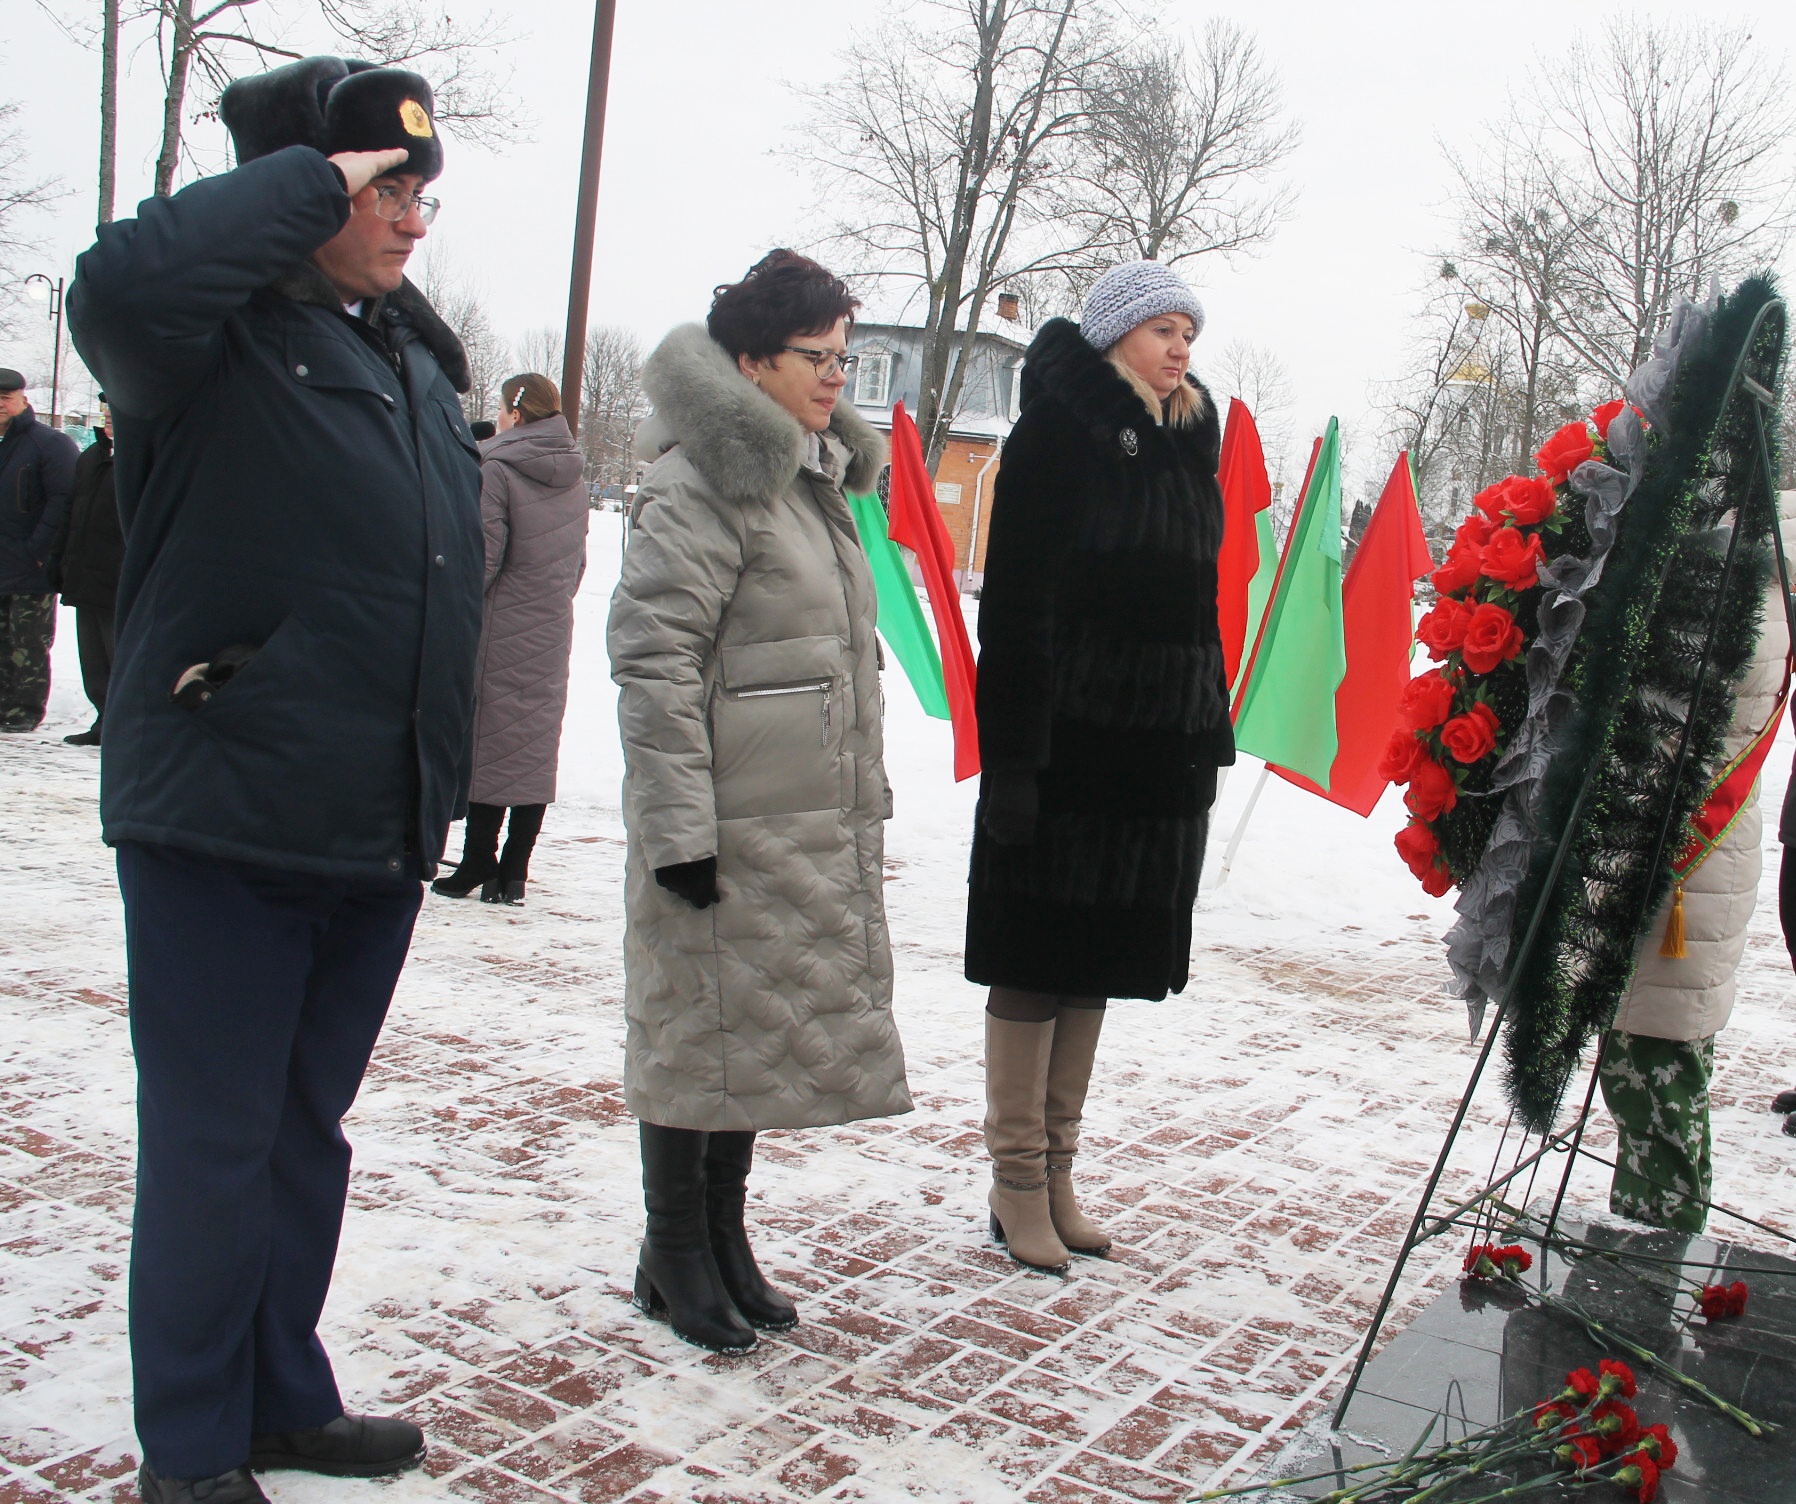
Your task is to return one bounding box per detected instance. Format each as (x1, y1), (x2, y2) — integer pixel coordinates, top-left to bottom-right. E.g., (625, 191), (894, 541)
(1106, 355), (1206, 430)
(501, 372), (561, 424)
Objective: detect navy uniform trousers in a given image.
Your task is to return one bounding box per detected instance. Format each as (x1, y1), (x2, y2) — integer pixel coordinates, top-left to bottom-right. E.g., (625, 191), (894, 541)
(116, 841), (423, 1479)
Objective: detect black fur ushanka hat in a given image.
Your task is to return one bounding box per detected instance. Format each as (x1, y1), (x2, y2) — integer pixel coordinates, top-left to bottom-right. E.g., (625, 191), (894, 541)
(220, 56), (444, 182)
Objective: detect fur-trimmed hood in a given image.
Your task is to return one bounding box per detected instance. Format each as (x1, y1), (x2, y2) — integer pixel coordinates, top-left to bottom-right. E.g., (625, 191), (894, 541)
(635, 322), (887, 502)
(270, 261), (472, 393)
(1020, 316), (1212, 452)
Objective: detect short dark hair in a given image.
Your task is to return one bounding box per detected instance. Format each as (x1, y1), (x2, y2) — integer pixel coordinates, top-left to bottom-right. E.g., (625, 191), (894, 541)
(707, 249), (860, 362)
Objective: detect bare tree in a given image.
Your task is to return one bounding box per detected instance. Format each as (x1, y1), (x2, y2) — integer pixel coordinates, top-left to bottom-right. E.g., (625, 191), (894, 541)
(511, 326), (564, 383)
(1519, 19), (1795, 387)
(1206, 336), (1300, 527)
(580, 325), (647, 493)
(101, 0), (121, 221)
(796, 0), (1107, 472)
(0, 99), (65, 336)
(416, 246), (506, 420)
(1058, 22), (1297, 271)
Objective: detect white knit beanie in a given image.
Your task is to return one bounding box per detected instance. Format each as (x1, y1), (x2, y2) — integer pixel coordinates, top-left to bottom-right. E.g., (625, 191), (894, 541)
(1079, 261), (1206, 353)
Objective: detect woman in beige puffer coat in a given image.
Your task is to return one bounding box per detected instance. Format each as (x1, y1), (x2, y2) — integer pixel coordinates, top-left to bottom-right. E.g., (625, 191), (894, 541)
(607, 251), (911, 1354)
(1599, 530), (1793, 1231)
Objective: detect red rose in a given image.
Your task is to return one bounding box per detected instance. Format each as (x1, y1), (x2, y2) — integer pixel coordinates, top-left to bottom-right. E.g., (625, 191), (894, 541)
(1430, 541), (1483, 597)
(1404, 756), (1458, 820)
(1379, 729), (1426, 784)
(1535, 420), (1594, 483)
(1591, 399), (1628, 439)
(1439, 701), (1500, 764)
(1473, 475), (1557, 527)
(1454, 513), (1497, 549)
(1398, 670), (1457, 731)
(1419, 860), (1452, 897)
(1416, 596), (1473, 660)
(1461, 602), (1525, 673)
(1395, 819), (1440, 876)
(1480, 526), (1548, 590)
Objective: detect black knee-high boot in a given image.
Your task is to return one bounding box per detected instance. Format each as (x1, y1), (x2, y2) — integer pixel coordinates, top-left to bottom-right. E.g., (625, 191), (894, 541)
(431, 803), (503, 898)
(483, 803), (546, 905)
(704, 1131), (798, 1330)
(633, 1123), (756, 1352)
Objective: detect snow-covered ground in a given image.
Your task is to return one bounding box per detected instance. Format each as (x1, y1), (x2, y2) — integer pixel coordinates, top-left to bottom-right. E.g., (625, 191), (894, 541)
(4, 518), (1793, 1504)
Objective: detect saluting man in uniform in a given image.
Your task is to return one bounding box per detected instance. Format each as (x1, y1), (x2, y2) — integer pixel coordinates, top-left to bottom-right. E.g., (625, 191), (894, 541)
(70, 56), (485, 1504)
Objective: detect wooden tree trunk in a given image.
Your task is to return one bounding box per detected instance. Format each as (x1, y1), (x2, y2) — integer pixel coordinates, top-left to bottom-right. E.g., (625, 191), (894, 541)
(99, 0), (119, 221)
(154, 0), (196, 197)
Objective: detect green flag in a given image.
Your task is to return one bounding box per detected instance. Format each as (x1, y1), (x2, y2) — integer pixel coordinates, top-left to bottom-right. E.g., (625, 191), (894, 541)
(846, 490), (950, 719)
(1234, 509), (1279, 697)
(1231, 418), (1347, 785)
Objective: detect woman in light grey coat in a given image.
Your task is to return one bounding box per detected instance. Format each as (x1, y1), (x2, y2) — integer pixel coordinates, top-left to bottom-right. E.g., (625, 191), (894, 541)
(608, 251), (911, 1353)
(434, 373), (588, 904)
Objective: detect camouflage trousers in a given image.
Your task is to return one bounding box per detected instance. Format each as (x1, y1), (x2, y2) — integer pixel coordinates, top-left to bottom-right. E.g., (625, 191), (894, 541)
(1598, 1027), (1715, 1233)
(0, 593), (57, 730)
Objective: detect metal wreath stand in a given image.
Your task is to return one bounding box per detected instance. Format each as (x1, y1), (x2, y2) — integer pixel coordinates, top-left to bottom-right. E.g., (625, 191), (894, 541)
(1331, 295), (1794, 1433)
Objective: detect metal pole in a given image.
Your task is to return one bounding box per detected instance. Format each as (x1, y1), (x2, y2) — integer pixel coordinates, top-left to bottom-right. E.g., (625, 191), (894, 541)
(49, 278), (65, 427)
(559, 0), (619, 441)
(1212, 765), (1270, 888)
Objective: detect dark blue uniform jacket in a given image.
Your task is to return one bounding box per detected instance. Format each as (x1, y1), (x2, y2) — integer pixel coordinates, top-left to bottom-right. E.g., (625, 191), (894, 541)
(69, 146), (484, 878)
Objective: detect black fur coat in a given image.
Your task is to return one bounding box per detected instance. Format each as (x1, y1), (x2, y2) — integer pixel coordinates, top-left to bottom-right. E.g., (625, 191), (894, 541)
(965, 317), (1233, 1000)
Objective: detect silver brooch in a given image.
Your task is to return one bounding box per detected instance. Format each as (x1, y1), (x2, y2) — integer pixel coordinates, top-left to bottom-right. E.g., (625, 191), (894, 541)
(1119, 428), (1139, 455)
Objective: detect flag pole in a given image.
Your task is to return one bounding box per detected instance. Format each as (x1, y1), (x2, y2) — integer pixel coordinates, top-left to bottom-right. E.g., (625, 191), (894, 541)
(1212, 765), (1271, 888)
(559, 0), (619, 439)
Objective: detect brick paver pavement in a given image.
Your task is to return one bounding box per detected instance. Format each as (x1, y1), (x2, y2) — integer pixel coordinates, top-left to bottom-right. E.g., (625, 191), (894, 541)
(5, 731), (1793, 1504)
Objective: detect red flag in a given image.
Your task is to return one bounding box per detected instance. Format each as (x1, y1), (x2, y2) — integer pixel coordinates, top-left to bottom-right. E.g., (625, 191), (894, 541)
(885, 402), (981, 780)
(1216, 398), (1273, 688)
(1272, 453), (1434, 815)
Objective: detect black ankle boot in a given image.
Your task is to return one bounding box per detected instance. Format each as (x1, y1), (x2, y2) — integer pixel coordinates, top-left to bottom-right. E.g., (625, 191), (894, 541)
(479, 878), (526, 905)
(705, 1131), (798, 1330)
(432, 855), (498, 898)
(635, 1123), (757, 1352)
(431, 804), (503, 898)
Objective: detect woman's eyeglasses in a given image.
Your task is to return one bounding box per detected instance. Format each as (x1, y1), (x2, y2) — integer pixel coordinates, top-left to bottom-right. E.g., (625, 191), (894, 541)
(781, 345), (859, 378)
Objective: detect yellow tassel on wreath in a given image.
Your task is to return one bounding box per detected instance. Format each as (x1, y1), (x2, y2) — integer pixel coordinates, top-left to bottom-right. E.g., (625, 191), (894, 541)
(1660, 884), (1688, 959)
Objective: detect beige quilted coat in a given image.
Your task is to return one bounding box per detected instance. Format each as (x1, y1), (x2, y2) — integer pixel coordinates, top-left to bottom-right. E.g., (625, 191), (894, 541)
(1616, 535), (1792, 1041)
(607, 323), (912, 1131)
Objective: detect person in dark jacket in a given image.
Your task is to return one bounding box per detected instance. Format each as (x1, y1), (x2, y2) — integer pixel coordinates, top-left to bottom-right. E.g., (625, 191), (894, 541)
(0, 367), (79, 731)
(58, 396), (123, 745)
(432, 372), (587, 905)
(966, 261), (1234, 1273)
(68, 56), (483, 1504)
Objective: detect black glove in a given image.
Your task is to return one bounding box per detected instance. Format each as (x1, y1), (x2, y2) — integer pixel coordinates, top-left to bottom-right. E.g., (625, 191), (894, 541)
(655, 856), (721, 909)
(980, 771), (1039, 846)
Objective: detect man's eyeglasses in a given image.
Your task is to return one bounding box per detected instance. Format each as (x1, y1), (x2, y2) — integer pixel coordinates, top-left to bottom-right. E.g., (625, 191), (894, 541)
(781, 345), (859, 379)
(370, 185), (440, 226)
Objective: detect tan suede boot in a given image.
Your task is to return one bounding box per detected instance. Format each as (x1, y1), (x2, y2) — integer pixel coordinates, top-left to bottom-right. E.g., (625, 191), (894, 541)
(983, 1015), (1071, 1273)
(1043, 1006), (1112, 1255)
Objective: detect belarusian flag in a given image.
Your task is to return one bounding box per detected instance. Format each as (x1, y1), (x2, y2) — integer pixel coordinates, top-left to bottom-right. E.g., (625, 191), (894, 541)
(1231, 418), (1347, 786)
(1272, 452), (1433, 814)
(885, 402), (981, 781)
(1216, 398), (1277, 692)
(846, 489), (951, 720)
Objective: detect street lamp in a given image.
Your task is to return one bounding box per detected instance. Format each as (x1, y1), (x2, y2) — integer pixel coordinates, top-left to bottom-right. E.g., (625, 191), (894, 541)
(22, 273), (65, 427)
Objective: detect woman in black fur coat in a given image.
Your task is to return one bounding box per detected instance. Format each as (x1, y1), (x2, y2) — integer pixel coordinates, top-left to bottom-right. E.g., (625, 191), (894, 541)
(968, 261), (1234, 1272)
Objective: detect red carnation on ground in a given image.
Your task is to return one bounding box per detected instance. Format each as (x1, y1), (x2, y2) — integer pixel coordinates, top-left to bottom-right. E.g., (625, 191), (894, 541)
(1480, 526), (1549, 591)
(1460, 603), (1526, 674)
(1495, 1243), (1532, 1273)
(1698, 1280), (1748, 1320)
(1533, 1399), (1577, 1431)
(1404, 757), (1458, 821)
(1555, 1435), (1603, 1472)
(1637, 1423), (1677, 1467)
(1591, 1399), (1642, 1454)
(1536, 421), (1595, 484)
(1440, 702), (1500, 765)
(1431, 540), (1483, 597)
(1598, 1359), (1638, 1398)
(1562, 1367), (1602, 1401)
(1398, 671), (1457, 731)
(1417, 596), (1474, 660)
(1615, 1452), (1662, 1501)
(1591, 399), (1632, 439)
(1379, 730), (1427, 785)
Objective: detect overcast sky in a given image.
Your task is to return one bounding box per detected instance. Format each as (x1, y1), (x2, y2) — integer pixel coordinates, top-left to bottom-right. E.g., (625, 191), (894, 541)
(7, 0), (1794, 495)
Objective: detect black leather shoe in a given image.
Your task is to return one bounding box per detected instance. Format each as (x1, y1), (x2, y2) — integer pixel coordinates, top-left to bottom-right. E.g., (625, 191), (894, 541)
(706, 1131), (798, 1329)
(635, 1123), (757, 1352)
(138, 1465), (268, 1502)
(246, 1413), (425, 1477)
(1772, 1089), (1796, 1114)
(63, 724), (102, 746)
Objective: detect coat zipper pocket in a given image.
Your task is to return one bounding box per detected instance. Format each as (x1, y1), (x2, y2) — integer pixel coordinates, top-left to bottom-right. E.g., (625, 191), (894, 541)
(730, 679), (833, 746)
